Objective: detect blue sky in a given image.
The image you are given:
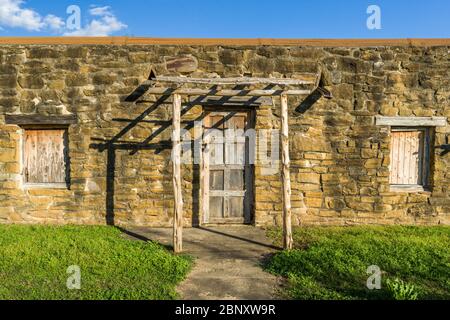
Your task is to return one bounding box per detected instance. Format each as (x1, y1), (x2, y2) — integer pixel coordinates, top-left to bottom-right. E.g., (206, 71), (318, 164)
(0, 0), (449, 38)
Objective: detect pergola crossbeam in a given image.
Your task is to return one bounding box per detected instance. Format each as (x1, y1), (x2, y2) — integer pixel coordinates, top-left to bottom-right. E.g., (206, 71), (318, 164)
(142, 86), (312, 97)
(148, 75), (317, 86)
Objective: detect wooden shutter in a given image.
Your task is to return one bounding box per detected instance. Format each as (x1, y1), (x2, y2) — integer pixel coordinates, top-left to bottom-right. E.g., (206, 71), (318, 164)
(389, 130), (425, 185)
(24, 130), (66, 184)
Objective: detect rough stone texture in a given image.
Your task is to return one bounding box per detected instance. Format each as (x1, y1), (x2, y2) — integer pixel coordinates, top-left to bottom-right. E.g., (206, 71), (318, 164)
(0, 44), (449, 226)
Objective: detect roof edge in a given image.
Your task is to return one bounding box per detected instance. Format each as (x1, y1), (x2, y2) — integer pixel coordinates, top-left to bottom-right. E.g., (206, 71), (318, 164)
(0, 37), (450, 47)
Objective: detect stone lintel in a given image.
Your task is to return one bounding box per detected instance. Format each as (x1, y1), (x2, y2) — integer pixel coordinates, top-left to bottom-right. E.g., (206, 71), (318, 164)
(375, 116), (447, 127)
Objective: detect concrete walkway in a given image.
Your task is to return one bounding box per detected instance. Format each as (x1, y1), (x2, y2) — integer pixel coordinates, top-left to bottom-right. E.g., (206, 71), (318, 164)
(124, 226), (283, 300)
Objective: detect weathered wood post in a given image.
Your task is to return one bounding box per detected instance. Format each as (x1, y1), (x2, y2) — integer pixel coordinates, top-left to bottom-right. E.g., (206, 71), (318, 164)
(172, 93), (183, 253)
(280, 94), (293, 250)
(201, 138), (210, 225)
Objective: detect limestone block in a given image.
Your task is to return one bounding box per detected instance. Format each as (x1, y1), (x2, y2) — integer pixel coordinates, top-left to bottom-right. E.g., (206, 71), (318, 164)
(27, 48), (61, 59)
(66, 74), (89, 86)
(93, 73), (117, 85)
(296, 172), (321, 184)
(18, 75), (44, 89)
(0, 149), (17, 162)
(164, 55), (198, 73)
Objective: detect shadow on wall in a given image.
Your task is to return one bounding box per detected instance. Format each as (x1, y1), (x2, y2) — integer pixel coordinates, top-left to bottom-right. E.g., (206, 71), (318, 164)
(89, 89), (202, 226)
(89, 94), (173, 226)
(438, 144), (450, 156)
(89, 81), (266, 226)
(295, 88), (323, 114)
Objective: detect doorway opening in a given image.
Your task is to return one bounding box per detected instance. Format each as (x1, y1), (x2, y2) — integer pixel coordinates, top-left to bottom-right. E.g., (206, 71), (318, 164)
(202, 108), (256, 225)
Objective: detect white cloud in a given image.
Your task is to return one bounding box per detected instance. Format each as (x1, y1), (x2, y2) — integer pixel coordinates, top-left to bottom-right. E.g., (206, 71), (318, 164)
(0, 1), (127, 36)
(43, 14), (65, 31)
(64, 5), (127, 36)
(0, 0), (45, 31)
(89, 6), (110, 16)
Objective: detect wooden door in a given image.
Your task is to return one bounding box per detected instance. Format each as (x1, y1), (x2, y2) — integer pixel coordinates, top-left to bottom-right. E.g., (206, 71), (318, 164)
(203, 110), (254, 224)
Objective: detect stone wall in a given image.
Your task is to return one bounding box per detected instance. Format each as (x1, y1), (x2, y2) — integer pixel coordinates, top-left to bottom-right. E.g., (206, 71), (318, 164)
(0, 43), (449, 226)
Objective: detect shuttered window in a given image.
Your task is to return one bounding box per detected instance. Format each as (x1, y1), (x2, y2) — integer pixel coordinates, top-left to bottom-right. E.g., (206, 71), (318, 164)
(24, 129), (68, 185)
(389, 129), (429, 190)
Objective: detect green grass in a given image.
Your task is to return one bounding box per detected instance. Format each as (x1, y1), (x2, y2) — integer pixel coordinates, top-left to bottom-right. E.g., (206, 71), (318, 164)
(266, 226), (450, 300)
(0, 225), (192, 300)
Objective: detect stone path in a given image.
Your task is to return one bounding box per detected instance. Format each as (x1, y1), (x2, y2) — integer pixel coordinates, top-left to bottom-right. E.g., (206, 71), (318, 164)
(124, 226), (283, 300)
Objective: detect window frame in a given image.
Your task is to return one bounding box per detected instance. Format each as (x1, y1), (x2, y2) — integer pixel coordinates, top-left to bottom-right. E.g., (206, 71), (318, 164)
(21, 126), (70, 189)
(389, 127), (431, 193)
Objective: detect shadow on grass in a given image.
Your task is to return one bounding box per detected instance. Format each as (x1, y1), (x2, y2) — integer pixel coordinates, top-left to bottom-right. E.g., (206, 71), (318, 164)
(116, 226), (174, 252)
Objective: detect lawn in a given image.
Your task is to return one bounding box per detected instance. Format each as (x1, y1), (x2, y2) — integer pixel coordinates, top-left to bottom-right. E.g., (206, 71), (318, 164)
(266, 226), (450, 300)
(0, 225), (192, 300)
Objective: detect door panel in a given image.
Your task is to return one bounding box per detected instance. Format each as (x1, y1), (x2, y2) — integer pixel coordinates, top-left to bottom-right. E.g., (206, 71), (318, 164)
(203, 110), (254, 224)
(210, 142), (224, 165)
(228, 197), (245, 217)
(229, 170), (245, 190)
(209, 170), (224, 190)
(209, 196), (224, 218)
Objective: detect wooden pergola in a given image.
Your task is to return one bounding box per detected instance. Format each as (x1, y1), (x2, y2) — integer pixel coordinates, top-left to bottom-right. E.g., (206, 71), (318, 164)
(146, 72), (331, 252)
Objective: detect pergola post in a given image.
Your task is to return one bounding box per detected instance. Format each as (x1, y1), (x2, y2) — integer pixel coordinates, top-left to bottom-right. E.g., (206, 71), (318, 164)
(280, 94), (293, 250)
(172, 93), (183, 253)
